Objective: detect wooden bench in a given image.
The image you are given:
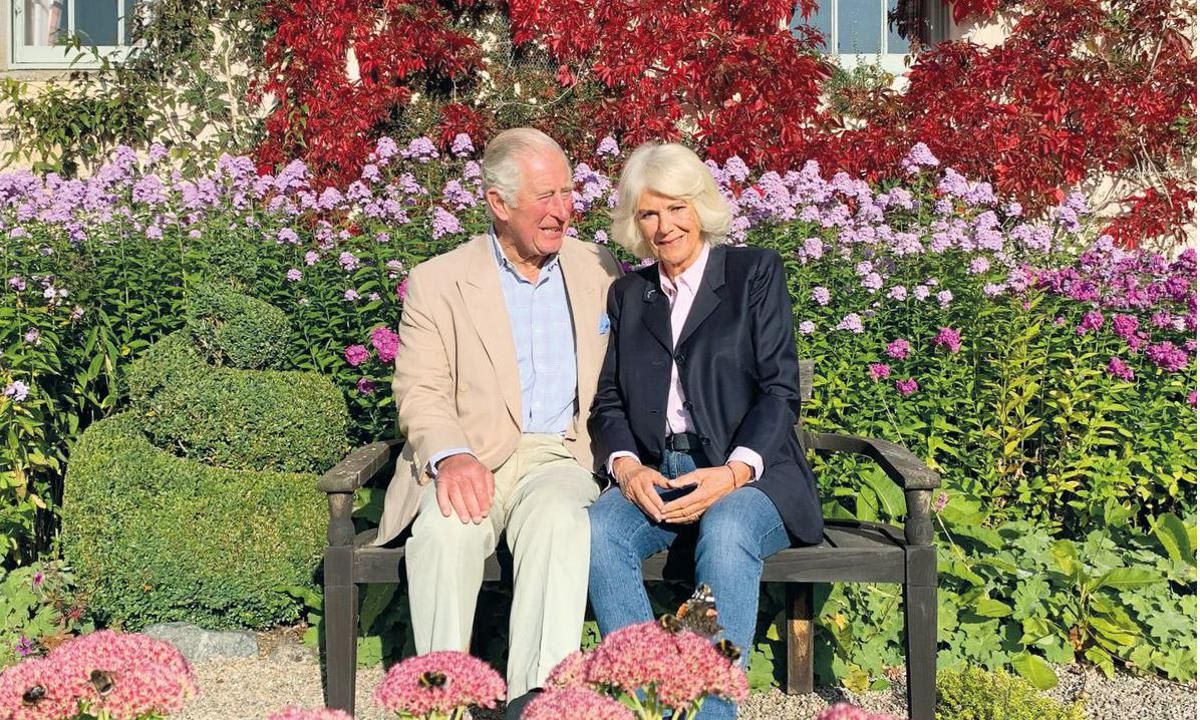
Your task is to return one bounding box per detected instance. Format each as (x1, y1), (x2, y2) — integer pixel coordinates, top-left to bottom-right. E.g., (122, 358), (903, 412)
(319, 360), (941, 719)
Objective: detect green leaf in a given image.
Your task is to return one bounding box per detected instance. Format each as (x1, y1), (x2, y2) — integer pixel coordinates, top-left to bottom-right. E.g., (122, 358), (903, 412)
(973, 597), (1013, 618)
(1011, 652), (1058, 690)
(358, 583), (398, 635)
(1151, 513), (1195, 564)
(1093, 568), (1161, 591)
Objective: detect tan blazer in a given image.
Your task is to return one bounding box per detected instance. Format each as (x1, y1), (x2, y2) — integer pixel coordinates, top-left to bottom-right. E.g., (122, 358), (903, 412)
(374, 233), (622, 545)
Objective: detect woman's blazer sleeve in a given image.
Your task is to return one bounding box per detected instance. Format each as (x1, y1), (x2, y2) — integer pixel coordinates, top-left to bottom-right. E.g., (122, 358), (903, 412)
(588, 282), (639, 466)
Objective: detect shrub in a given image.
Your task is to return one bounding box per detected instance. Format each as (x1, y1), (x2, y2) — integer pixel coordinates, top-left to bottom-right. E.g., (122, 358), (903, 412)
(61, 414), (327, 630)
(936, 667), (1083, 720)
(185, 283), (292, 370)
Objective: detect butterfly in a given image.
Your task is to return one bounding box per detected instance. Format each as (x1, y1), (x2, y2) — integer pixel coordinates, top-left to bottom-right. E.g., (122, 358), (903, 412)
(90, 670), (115, 696)
(657, 583), (723, 641)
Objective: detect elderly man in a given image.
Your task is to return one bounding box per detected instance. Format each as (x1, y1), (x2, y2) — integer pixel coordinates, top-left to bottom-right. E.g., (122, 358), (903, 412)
(374, 128), (621, 710)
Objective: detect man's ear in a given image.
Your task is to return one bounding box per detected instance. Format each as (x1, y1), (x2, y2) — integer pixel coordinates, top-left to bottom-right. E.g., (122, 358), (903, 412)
(485, 188), (511, 222)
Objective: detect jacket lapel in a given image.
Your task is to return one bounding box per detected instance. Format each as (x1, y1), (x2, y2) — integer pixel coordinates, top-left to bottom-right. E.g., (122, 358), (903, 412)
(558, 240), (598, 439)
(676, 245), (726, 348)
(639, 270), (674, 351)
(457, 235), (522, 427)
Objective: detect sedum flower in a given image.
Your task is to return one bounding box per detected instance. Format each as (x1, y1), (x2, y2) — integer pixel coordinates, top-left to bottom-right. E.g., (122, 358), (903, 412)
(373, 650), (505, 718)
(818, 703), (901, 719)
(268, 707), (353, 720)
(524, 687), (633, 720)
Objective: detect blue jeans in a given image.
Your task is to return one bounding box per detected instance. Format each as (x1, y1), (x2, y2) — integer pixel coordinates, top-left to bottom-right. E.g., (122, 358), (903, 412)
(588, 449), (791, 720)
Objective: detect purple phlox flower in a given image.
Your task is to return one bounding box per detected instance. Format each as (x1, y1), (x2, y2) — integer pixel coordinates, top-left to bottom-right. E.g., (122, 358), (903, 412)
(1075, 310), (1105, 335)
(934, 197), (954, 216)
(861, 272), (884, 293)
(31, 571), (44, 588)
(887, 285), (908, 301)
(344, 344), (370, 367)
(803, 237), (824, 260)
(148, 142), (169, 162)
(593, 230), (609, 244)
(385, 260), (405, 277)
(338, 252), (360, 272)
(371, 326), (401, 363)
(902, 143), (940, 174)
(1111, 314), (1139, 341)
(318, 187), (344, 211)
(23, 328), (40, 345)
(724, 156), (750, 183)
(797, 321), (816, 335)
(343, 288), (361, 302)
(463, 160), (482, 183)
(373, 136), (399, 163)
(933, 492), (949, 513)
(913, 285), (930, 301)
(396, 279), (409, 302)
(811, 286), (831, 306)
(145, 225), (163, 240)
(596, 136), (620, 157)
(868, 363), (892, 382)
(443, 179), (476, 210)
(375, 231), (391, 244)
(277, 228), (300, 245)
(932, 327), (962, 354)
(356, 377), (377, 395)
(895, 378), (919, 396)
(1106, 356), (1134, 381)
(304, 250), (320, 266)
(8, 276), (26, 291)
(451, 133), (475, 157)
(431, 206), (463, 239)
(14, 635), (36, 658)
(360, 164), (381, 184)
(983, 282), (1006, 297)
(400, 137), (439, 163)
(286, 269), (302, 282)
(1005, 202), (1023, 217)
(836, 313), (864, 333)
(968, 256), (991, 275)
(1189, 391), (1197, 406)
(1145, 341), (1189, 372)
(4, 381), (30, 402)
(886, 339), (911, 360)
(936, 290), (953, 308)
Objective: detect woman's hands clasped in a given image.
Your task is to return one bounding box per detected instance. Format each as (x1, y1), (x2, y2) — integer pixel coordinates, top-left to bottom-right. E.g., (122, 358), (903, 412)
(613, 457), (753, 524)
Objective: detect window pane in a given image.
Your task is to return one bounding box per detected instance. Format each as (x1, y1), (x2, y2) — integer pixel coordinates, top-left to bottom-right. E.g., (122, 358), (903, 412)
(886, 0), (916, 52)
(121, 0), (137, 44)
(23, 0), (68, 47)
(837, 0), (883, 54)
(77, 0), (119, 46)
(792, 1), (832, 52)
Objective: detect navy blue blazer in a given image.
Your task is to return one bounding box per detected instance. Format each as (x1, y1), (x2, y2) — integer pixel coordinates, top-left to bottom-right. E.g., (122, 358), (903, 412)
(588, 245), (824, 545)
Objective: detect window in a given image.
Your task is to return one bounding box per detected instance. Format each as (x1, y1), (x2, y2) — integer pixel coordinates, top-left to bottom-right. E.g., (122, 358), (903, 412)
(10, 0), (138, 69)
(791, 0), (947, 74)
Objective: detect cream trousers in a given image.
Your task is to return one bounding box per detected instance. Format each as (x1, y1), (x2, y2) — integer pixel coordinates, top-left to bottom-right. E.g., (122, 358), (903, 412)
(404, 434), (600, 699)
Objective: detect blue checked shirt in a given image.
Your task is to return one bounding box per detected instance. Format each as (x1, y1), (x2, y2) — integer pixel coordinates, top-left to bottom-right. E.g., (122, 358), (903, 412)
(428, 231), (578, 474)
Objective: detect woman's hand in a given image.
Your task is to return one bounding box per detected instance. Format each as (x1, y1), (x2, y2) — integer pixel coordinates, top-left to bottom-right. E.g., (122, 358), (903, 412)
(613, 456), (671, 522)
(660, 462), (752, 524)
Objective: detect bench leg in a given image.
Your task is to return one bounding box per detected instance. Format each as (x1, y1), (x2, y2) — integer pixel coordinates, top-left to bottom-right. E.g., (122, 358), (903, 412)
(324, 546), (358, 715)
(785, 582), (814, 694)
(904, 546), (937, 720)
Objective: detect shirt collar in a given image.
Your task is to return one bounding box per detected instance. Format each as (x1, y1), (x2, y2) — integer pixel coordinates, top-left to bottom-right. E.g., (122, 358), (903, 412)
(659, 243), (710, 296)
(490, 226), (560, 280)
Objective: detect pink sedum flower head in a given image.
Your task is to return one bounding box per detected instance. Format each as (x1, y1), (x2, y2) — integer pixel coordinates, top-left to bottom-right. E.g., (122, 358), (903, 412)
(0, 655), (80, 720)
(546, 650), (590, 689)
(524, 687), (633, 720)
(51, 630), (199, 720)
(373, 651), (505, 718)
(818, 703), (901, 720)
(268, 707), (354, 720)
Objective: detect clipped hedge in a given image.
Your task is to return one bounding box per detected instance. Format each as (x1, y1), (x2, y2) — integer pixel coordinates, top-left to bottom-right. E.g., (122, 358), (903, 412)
(61, 414), (327, 630)
(185, 283), (292, 370)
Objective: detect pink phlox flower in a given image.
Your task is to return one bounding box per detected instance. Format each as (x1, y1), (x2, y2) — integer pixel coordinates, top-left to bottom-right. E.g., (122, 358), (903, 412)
(1106, 356), (1134, 381)
(932, 327), (962, 354)
(886, 339), (911, 360)
(396, 278), (410, 302)
(868, 363), (891, 381)
(1111, 314), (1139, 340)
(373, 651), (505, 717)
(344, 344), (370, 367)
(370, 326), (401, 363)
(1075, 310), (1104, 335)
(811, 286), (831, 306)
(836, 313), (864, 334)
(524, 687), (633, 720)
(267, 707), (354, 720)
(1145, 341), (1189, 372)
(895, 378), (919, 396)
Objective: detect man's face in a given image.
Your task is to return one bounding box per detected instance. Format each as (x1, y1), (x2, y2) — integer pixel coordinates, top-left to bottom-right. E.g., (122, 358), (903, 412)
(490, 149), (574, 261)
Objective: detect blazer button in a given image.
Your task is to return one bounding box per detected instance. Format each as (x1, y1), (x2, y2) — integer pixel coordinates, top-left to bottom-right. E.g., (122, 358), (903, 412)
(700, 437), (711, 445)
(674, 352), (685, 365)
(683, 400), (694, 410)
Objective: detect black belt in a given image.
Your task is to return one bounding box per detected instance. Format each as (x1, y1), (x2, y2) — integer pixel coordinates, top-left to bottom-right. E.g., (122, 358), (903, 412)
(665, 432), (703, 452)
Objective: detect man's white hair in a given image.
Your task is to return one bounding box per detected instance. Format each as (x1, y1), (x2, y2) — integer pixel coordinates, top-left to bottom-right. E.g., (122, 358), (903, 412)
(611, 142), (732, 259)
(481, 128), (571, 215)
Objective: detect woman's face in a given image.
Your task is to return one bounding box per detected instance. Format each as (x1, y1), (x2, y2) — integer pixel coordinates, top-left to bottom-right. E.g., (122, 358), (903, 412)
(635, 190), (704, 275)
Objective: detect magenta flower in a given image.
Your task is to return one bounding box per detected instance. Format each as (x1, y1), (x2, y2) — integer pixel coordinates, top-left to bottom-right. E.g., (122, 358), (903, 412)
(1075, 310), (1105, 335)
(932, 327), (962, 354)
(356, 378), (377, 395)
(1106, 356), (1134, 381)
(868, 363), (892, 382)
(1111, 314), (1139, 340)
(344, 345), (370, 367)
(836, 313), (864, 334)
(396, 279), (410, 302)
(1189, 391), (1196, 406)
(895, 378), (919, 396)
(268, 708), (354, 720)
(933, 492), (949, 513)
(31, 571), (44, 588)
(1145, 341), (1189, 372)
(14, 635), (36, 657)
(818, 703), (901, 720)
(524, 688), (633, 720)
(886, 339), (911, 360)
(373, 651), (505, 718)
(371, 326), (401, 363)
(49, 630), (198, 719)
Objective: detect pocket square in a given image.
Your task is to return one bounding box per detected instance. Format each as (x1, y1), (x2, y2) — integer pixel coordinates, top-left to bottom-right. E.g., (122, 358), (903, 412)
(598, 312), (611, 334)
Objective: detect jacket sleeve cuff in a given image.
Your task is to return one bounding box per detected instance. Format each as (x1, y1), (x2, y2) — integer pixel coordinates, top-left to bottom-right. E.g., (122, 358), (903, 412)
(427, 447), (476, 477)
(606, 451), (640, 478)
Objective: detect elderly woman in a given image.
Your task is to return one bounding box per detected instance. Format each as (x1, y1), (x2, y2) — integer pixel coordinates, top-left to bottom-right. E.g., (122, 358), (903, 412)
(588, 143), (823, 719)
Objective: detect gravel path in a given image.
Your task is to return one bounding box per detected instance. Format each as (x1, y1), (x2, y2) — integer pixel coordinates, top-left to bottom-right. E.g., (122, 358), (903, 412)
(174, 636), (1196, 719)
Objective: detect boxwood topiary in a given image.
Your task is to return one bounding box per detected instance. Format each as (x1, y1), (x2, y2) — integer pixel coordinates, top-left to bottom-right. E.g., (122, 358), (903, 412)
(936, 667), (1084, 720)
(62, 413), (327, 630)
(185, 283), (292, 370)
(124, 330), (207, 406)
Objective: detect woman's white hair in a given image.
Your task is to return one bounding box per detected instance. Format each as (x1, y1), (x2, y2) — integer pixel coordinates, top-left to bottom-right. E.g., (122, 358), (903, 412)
(481, 128), (570, 216)
(611, 142), (732, 259)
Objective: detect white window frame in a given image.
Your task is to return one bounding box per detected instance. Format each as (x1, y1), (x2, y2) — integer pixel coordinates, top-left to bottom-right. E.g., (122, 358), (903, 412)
(9, 0), (136, 70)
(794, 0), (948, 75)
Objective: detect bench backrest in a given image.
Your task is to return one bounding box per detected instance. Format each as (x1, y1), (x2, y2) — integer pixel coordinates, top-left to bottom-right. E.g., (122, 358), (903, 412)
(797, 359), (813, 450)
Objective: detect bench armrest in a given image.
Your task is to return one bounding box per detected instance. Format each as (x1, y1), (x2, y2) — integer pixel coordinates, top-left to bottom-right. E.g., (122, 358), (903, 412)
(799, 430), (941, 546)
(318, 439), (403, 547)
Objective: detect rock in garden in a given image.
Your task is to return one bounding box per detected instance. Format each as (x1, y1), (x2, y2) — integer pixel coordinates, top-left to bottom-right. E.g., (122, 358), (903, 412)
(142, 622), (258, 662)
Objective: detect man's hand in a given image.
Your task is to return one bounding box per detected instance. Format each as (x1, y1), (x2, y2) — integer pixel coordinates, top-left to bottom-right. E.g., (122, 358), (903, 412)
(435, 454), (495, 524)
(613, 456), (670, 523)
(660, 462), (751, 524)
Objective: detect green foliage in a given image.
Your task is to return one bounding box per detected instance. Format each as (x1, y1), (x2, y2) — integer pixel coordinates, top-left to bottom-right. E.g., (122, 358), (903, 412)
(62, 414), (327, 629)
(185, 284), (292, 370)
(935, 667), (1083, 720)
(0, 561), (92, 668)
